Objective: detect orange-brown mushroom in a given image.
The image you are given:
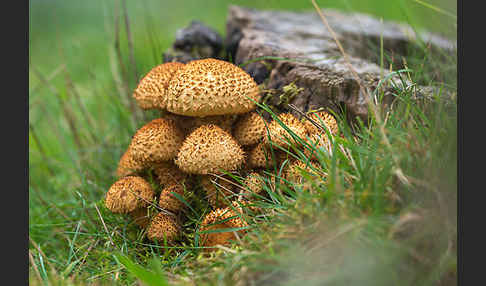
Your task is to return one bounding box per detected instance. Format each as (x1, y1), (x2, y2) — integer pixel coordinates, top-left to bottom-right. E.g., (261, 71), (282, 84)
(166, 58), (260, 117)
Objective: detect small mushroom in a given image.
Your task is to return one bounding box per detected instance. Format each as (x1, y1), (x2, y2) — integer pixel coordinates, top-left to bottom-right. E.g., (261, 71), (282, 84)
(158, 183), (186, 213)
(247, 142), (288, 169)
(147, 212), (181, 243)
(175, 124), (245, 174)
(303, 133), (332, 160)
(116, 148), (146, 178)
(240, 172), (266, 199)
(104, 176), (155, 214)
(199, 202), (248, 251)
(283, 160), (323, 185)
(303, 111), (339, 135)
(151, 161), (188, 187)
(129, 118), (185, 166)
(200, 175), (235, 208)
(264, 113), (307, 148)
(233, 112), (267, 146)
(166, 58), (260, 117)
(133, 62), (185, 110)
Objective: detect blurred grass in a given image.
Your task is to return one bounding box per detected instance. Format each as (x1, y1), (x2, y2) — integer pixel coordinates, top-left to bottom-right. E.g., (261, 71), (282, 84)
(29, 0), (456, 284)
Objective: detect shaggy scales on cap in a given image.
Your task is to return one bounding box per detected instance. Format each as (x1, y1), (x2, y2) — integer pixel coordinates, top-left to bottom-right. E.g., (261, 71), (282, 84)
(199, 203), (248, 251)
(105, 176), (155, 213)
(303, 111), (339, 135)
(175, 124), (245, 174)
(158, 183), (186, 213)
(264, 113), (307, 148)
(129, 118), (185, 165)
(147, 212), (181, 243)
(116, 148), (146, 178)
(233, 112), (267, 146)
(133, 62), (185, 110)
(151, 161), (187, 187)
(166, 58), (260, 117)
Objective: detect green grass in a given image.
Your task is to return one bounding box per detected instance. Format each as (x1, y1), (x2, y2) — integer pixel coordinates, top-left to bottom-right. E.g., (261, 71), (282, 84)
(29, 0), (456, 285)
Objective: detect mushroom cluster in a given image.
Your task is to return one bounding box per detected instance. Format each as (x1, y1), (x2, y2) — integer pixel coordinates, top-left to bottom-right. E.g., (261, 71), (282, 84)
(103, 58), (340, 251)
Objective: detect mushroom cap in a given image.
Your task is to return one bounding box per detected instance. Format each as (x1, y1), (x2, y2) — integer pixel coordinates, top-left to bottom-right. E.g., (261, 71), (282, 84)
(105, 176), (155, 213)
(133, 62), (185, 110)
(247, 142), (288, 169)
(233, 112), (267, 146)
(200, 175), (235, 208)
(175, 124), (245, 174)
(241, 172), (265, 198)
(116, 148), (146, 178)
(158, 183), (186, 213)
(199, 203), (248, 250)
(129, 207), (151, 228)
(129, 118), (185, 165)
(147, 212), (181, 243)
(283, 160), (323, 184)
(303, 111), (338, 135)
(166, 58), (260, 117)
(264, 113), (307, 148)
(151, 161), (188, 187)
(303, 133), (332, 160)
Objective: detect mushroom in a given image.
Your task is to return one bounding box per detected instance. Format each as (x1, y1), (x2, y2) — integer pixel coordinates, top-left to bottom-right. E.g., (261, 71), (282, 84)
(166, 58), (260, 117)
(247, 142), (288, 169)
(232, 112), (267, 146)
(303, 111), (339, 135)
(116, 148), (146, 178)
(104, 176), (155, 214)
(147, 212), (181, 243)
(200, 175), (235, 209)
(303, 133), (332, 160)
(151, 161), (188, 187)
(240, 172), (266, 199)
(129, 118), (185, 166)
(133, 62), (185, 110)
(283, 160), (323, 185)
(264, 113), (307, 148)
(199, 201), (248, 251)
(158, 183), (186, 213)
(175, 124), (245, 174)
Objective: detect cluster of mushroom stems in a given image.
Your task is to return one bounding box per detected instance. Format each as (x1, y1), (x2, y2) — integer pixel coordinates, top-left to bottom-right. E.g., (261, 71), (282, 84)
(104, 58), (339, 251)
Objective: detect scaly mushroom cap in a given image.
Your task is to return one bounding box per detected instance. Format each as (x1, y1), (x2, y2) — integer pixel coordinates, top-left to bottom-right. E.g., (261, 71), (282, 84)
(166, 58), (260, 116)
(303, 133), (332, 160)
(247, 142), (288, 169)
(147, 212), (181, 243)
(129, 207), (151, 228)
(129, 118), (185, 165)
(303, 111), (338, 135)
(175, 124), (245, 174)
(199, 203), (248, 250)
(133, 62), (185, 110)
(116, 148), (146, 178)
(241, 172), (265, 198)
(283, 160), (323, 184)
(233, 112), (267, 146)
(151, 161), (188, 187)
(200, 175), (235, 208)
(105, 176), (155, 213)
(264, 113), (307, 148)
(158, 183), (186, 213)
